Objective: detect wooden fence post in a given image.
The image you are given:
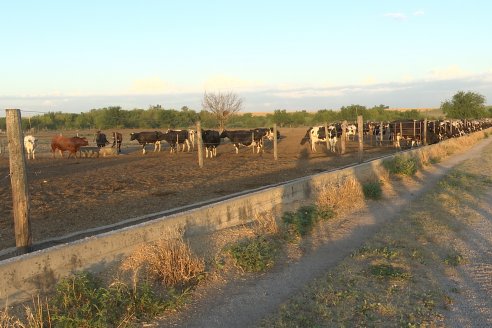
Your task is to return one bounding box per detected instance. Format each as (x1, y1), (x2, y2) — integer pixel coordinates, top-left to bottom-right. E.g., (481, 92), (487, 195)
(423, 119), (428, 146)
(341, 120), (347, 155)
(196, 121), (203, 168)
(6, 109), (32, 254)
(273, 124), (278, 160)
(324, 122), (329, 151)
(357, 115), (364, 163)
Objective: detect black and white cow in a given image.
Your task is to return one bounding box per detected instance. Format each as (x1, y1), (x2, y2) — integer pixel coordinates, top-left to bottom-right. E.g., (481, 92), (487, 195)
(201, 129), (221, 158)
(300, 125), (338, 152)
(220, 130), (262, 154)
(165, 129), (193, 152)
(161, 130), (191, 153)
(130, 131), (164, 154)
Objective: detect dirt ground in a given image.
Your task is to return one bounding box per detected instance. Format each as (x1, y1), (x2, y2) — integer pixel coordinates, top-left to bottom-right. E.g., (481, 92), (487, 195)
(151, 133), (492, 328)
(0, 128), (397, 252)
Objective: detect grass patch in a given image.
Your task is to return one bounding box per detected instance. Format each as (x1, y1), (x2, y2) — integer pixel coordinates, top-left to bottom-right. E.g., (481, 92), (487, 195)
(368, 264), (411, 280)
(282, 205), (334, 237)
(362, 181), (383, 200)
(384, 155), (419, 176)
(50, 272), (165, 327)
(443, 253), (465, 266)
(352, 245), (399, 259)
(227, 236), (279, 272)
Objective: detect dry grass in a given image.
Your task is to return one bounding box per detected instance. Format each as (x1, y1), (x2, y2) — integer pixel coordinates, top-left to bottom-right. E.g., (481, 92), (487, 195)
(23, 296), (51, 328)
(251, 211), (280, 236)
(121, 231), (205, 288)
(316, 176), (364, 216)
(0, 305), (24, 328)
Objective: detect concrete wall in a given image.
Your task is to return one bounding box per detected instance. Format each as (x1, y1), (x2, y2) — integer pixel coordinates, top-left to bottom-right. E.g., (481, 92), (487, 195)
(0, 137), (468, 306)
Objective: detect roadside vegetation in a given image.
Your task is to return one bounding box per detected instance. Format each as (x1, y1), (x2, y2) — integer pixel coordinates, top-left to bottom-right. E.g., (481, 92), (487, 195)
(1, 128), (490, 327)
(261, 132), (492, 327)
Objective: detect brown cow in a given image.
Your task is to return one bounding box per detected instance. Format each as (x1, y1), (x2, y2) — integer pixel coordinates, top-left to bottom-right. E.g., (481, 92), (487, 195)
(51, 135), (89, 159)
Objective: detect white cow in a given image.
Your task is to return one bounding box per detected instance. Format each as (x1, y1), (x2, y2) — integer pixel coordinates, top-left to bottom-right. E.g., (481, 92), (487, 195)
(24, 135), (38, 159)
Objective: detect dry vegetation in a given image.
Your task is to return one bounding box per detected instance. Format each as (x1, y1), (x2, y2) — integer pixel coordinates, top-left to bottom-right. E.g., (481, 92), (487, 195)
(1, 129), (490, 327)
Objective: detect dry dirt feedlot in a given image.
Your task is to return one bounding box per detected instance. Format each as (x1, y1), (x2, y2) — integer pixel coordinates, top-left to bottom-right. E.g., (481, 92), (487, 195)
(0, 128), (398, 253)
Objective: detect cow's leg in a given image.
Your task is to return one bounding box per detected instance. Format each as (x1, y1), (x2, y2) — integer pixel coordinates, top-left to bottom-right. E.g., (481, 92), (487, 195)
(185, 140), (191, 152)
(213, 147), (217, 157)
(235, 144), (239, 154)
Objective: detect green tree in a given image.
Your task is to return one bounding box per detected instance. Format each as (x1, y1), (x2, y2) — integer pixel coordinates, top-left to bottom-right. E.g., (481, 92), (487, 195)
(441, 91), (487, 119)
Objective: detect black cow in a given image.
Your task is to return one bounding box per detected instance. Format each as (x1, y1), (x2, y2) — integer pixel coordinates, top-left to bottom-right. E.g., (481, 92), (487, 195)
(130, 131), (164, 154)
(111, 132), (123, 153)
(95, 131), (109, 148)
(202, 129), (221, 158)
(161, 130), (190, 154)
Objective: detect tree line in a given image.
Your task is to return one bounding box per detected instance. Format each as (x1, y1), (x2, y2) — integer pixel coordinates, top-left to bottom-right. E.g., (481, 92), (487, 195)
(0, 91), (490, 132)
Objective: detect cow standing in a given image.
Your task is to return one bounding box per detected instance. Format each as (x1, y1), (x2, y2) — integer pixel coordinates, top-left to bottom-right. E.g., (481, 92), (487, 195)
(23, 135), (38, 159)
(95, 131), (109, 147)
(161, 130), (191, 154)
(300, 126), (337, 153)
(111, 132), (123, 153)
(202, 130), (221, 158)
(51, 135), (89, 159)
(130, 131), (164, 154)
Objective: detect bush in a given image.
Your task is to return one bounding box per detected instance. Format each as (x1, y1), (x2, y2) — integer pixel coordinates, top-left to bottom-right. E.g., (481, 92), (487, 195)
(384, 155), (419, 176)
(362, 181), (382, 200)
(282, 205), (333, 236)
(49, 272), (165, 327)
(228, 236), (278, 272)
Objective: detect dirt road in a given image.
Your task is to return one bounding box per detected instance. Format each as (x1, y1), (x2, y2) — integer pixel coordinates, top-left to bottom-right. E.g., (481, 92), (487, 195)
(153, 136), (492, 327)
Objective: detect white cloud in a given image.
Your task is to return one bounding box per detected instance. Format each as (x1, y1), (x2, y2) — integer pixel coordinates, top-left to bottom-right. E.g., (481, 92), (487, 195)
(130, 77), (182, 94)
(384, 12), (406, 20)
(413, 10), (425, 16)
(427, 65), (471, 80)
(203, 75), (265, 92)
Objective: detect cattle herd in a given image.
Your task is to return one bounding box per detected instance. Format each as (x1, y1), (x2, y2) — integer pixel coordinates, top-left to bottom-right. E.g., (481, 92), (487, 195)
(19, 118), (492, 160)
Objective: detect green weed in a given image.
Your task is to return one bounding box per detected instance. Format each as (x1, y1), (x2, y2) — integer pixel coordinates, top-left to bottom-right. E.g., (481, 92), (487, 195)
(362, 182), (383, 200)
(282, 205), (334, 236)
(369, 264), (411, 280)
(227, 236), (278, 272)
(384, 155), (419, 176)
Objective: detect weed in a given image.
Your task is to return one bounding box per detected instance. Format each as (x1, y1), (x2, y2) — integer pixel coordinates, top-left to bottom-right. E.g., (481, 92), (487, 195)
(227, 235), (278, 272)
(384, 155), (419, 176)
(484, 131), (489, 138)
(443, 253), (465, 266)
(369, 264), (411, 280)
(429, 156), (441, 164)
(352, 246), (399, 259)
(49, 272), (165, 327)
(362, 181), (382, 200)
(282, 205), (333, 236)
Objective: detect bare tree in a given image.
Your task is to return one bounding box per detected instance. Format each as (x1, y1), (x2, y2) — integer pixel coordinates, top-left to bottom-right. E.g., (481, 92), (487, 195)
(202, 91), (243, 130)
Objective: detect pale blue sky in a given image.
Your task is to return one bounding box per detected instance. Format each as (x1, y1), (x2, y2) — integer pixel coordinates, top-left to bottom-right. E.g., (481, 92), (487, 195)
(1, 0), (491, 115)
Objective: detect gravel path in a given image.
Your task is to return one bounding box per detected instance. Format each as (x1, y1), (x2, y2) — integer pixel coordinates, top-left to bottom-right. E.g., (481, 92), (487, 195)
(154, 137), (492, 328)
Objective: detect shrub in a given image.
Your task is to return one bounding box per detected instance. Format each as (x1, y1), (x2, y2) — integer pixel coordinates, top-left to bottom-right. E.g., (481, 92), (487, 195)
(316, 177), (364, 216)
(49, 272), (165, 327)
(362, 181), (382, 200)
(227, 236), (278, 272)
(282, 205), (333, 236)
(122, 234), (205, 287)
(384, 155), (419, 176)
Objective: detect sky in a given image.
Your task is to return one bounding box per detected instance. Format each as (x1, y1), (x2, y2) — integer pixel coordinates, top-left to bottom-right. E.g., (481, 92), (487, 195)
(1, 0), (491, 116)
